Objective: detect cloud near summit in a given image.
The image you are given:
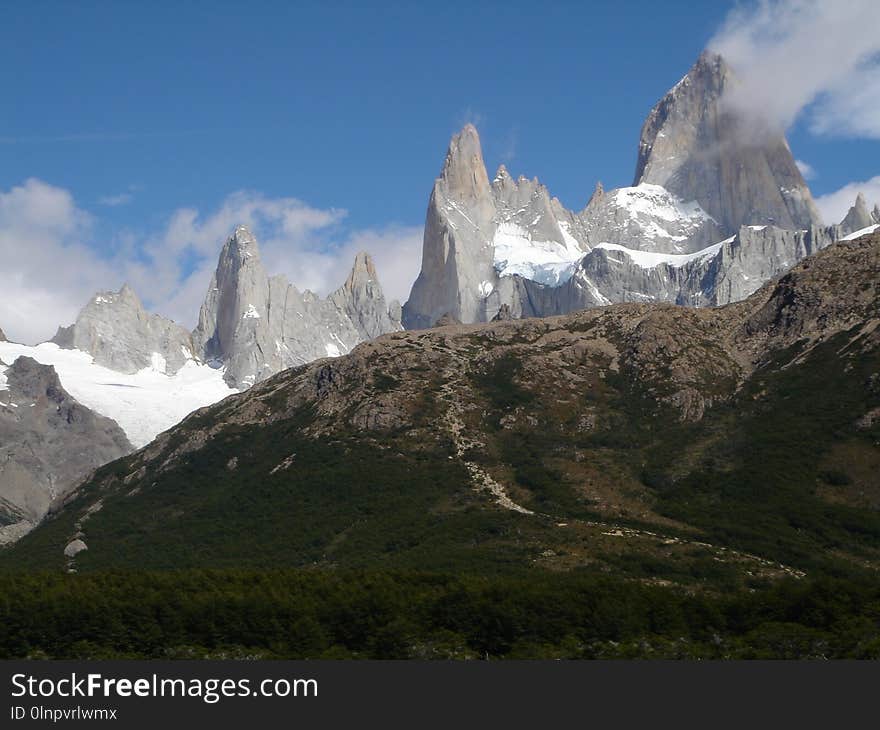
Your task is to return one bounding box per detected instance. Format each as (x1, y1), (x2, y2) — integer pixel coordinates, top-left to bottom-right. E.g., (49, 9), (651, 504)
(709, 0), (880, 138)
(0, 179), (422, 345)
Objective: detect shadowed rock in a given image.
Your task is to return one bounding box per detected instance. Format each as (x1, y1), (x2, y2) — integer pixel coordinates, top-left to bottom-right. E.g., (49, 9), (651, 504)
(0, 357), (131, 544)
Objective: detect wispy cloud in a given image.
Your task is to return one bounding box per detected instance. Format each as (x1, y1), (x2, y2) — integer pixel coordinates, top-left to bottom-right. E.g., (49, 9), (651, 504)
(709, 0), (880, 137)
(0, 179), (422, 344)
(457, 108), (485, 131)
(98, 192), (134, 207)
(814, 176), (880, 224)
(499, 126), (519, 163)
(795, 159), (816, 180)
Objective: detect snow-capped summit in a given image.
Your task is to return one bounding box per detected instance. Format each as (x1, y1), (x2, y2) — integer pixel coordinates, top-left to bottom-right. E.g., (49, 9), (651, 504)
(401, 50), (839, 328)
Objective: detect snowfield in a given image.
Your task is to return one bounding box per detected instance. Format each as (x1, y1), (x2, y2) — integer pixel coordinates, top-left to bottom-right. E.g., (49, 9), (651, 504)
(0, 342), (237, 448)
(492, 221), (586, 285)
(594, 237), (732, 269)
(842, 224), (879, 241)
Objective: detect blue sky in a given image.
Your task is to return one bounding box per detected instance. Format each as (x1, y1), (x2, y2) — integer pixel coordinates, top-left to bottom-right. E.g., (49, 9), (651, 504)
(1, 1), (879, 342)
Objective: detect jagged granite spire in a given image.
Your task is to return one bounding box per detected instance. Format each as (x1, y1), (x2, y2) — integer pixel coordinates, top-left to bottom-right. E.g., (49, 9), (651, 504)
(634, 51), (822, 233)
(52, 283), (195, 375)
(874, 204), (880, 224)
(402, 124), (499, 329)
(839, 193), (875, 235)
(329, 252), (402, 341)
(193, 226), (402, 388)
(0, 326), (6, 342)
(193, 224), (273, 385)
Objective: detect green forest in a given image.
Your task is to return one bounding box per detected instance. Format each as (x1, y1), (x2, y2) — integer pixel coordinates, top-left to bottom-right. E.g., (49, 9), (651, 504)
(2, 570), (880, 659)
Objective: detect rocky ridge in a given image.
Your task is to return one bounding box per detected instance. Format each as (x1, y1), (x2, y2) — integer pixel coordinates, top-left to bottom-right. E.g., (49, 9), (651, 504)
(21, 232), (880, 576)
(0, 357), (131, 543)
(192, 225), (402, 388)
(401, 51), (863, 328)
(52, 285), (195, 375)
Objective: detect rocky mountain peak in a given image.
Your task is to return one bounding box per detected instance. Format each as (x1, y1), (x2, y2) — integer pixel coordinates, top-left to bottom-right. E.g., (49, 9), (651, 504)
(439, 124), (492, 204)
(117, 283), (140, 302)
(330, 252), (402, 341)
(230, 224), (259, 254)
(633, 50), (821, 234)
(345, 251), (379, 287)
(5, 356), (65, 402)
(874, 204), (880, 224)
(403, 124), (499, 329)
(0, 355), (132, 541)
(0, 326), (6, 342)
(194, 227), (402, 388)
(494, 164), (511, 182)
(52, 284), (194, 375)
(585, 181), (605, 211)
(839, 193), (874, 235)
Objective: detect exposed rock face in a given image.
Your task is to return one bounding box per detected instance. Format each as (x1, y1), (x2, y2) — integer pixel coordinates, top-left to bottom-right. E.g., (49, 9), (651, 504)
(491, 304), (513, 322)
(873, 204), (880, 224)
(0, 357), (131, 543)
(328, 252), (402, 340)
(53, 285), (195, 375)
(634, 51), (822, 233)
(403, 125), (500, 329)
(0, 327), (6, 342)
(839, 193), (875, 236)
(45, 232), (880, 572)
(193, 226), (401, 388)
(580, 182), (723, 254)
(63, 539), (87, 558)
(403, 52), (832, 328)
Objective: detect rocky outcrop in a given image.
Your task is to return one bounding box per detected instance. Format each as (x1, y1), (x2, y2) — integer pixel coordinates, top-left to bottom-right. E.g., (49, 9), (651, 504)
(328, 252), (402, 340)
(433, 312), (462, 327)
(52, 285), (195, 375)
(402, 125), (500, 329)
(491, 304), (513, 322)
(0, 327), (6, 342)
(633, 51), (822, 233)
(580, 183), (723, 254)
(193, 226), (401, 388)
(838, 193), (875, 236)
(13, 233), (880, 576)
(0, 357), (131, 543)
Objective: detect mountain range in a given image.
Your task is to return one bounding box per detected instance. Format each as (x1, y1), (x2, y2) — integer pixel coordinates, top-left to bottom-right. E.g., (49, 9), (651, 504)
(1, 49), (879, 548)
(7, 229), (879, 581)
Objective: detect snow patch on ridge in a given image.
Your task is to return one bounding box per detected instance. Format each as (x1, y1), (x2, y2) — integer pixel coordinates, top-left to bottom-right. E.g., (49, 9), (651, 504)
(841, 224), (880, 241)
(0, 341), (237, 448)
(610, 184), (713, 224)
(493, 221), (586, 285)
(594, 237), (732, 269)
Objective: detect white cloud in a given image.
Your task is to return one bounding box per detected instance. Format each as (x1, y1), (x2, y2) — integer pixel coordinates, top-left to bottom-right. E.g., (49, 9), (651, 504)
(0, 179), (116, 344)
(98, 192), (133, 207)
(795, 160), (816, 180)
(0, 179), (423, 345)
(709, 0), (880, 137)
(814, 175), (880, 224)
